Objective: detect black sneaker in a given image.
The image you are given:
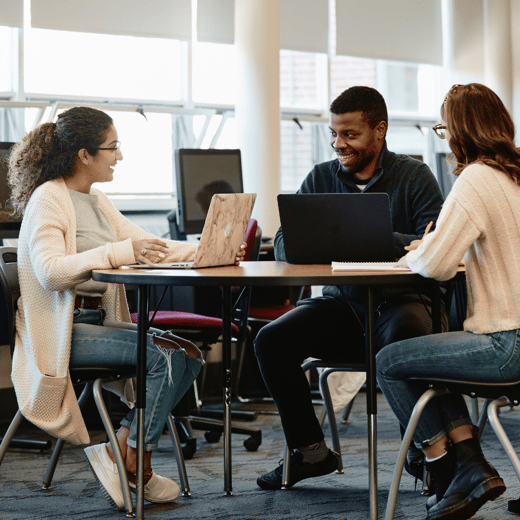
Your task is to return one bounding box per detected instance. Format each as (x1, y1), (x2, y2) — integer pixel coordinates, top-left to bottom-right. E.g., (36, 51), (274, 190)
(257, 449), (340, 490)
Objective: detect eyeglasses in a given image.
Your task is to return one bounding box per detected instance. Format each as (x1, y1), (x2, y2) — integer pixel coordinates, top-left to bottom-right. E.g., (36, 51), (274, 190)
(432, 124), (446, 139)
(97, 141), (121, 153)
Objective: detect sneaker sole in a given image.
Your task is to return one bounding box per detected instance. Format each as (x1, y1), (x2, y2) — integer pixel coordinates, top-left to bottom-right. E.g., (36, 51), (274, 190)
(426, 476), (506, 520)
(84, 446), (125, 510)
(128, 479), (181, 503)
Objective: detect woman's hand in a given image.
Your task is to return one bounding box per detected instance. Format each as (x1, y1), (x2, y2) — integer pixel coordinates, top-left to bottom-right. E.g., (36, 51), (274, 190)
(405, 221), (433, 252)
(404, 239), (423, 252)
(234, 242), (247, 265)
(132, 238), (170, 266)
(396, 255), (409, 268)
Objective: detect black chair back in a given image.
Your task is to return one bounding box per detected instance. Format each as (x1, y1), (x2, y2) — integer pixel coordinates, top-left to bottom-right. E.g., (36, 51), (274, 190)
(0, 247), (19, 357)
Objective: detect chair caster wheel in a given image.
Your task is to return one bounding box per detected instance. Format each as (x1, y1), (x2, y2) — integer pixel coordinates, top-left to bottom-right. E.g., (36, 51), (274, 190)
(204, 430), (221, 444)
(182, 437), (197, 460)
(244, 433), (261, 451)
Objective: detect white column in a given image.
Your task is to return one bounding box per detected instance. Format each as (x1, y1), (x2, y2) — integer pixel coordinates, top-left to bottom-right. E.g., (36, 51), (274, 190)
(511, 0), (520, 138)
(483, 0), (512, 111)
(235, 0), (281, 238)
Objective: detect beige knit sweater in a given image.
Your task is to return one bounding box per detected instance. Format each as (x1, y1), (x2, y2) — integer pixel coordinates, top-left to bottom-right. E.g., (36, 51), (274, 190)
(405, 162), (520, 334)
(12, 178), (197, 445)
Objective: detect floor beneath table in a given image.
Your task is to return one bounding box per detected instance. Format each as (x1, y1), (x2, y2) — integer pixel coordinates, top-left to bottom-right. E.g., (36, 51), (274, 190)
(0, 391), (518, 520)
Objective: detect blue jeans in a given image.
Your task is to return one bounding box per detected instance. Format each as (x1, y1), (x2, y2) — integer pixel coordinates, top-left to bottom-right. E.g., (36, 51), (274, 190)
(69, 308), (203, 451)
(376, 328), (520, 448)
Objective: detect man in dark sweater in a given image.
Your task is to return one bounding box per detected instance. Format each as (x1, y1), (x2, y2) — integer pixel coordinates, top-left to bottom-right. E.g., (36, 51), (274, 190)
(255, 86), (447, 490)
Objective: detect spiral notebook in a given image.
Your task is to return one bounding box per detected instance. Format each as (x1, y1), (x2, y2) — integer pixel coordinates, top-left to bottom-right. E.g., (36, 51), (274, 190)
(331, 261), (410, 271)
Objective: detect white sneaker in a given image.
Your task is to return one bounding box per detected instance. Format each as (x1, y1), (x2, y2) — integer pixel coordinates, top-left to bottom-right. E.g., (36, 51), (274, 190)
(84, 443), (125, 510)
(129, 471), (181, 503)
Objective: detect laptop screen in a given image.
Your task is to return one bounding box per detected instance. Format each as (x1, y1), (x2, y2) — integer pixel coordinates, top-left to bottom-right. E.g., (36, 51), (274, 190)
(277, 193), (395, 264)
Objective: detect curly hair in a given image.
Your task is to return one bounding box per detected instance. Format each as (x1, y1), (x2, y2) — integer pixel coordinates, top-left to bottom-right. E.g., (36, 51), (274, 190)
(441, 83), (520, 183)
(330, 86), (388, 130)
(8, 107), (113, 216)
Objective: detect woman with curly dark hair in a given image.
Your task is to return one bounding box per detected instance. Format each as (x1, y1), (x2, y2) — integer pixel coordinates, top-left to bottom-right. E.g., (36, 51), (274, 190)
(8, 106), (245, 510)
(376, 83), (520, 520)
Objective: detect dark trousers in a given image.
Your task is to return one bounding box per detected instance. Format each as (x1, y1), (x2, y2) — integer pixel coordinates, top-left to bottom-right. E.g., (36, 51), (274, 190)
(253, 294), (448, 449)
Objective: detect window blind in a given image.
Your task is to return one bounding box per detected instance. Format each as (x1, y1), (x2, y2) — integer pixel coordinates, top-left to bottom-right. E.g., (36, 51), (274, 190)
(0, 0), (23, 28)
(335, 0), (443, 65)
(31, 0), (192, 40)
(197, 0), (329, 54)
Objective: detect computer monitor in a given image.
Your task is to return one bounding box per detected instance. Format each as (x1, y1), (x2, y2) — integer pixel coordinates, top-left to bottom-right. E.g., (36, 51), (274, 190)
(174, 148), (244, 236)
(0, 142), (22, 239)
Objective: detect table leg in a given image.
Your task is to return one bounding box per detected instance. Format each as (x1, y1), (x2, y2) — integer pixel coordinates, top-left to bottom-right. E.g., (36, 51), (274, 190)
(365, 286), (378, 520)
(432, 283), (441, 333)
(222, 286), (233, 496)
(136, 284), (149, 519)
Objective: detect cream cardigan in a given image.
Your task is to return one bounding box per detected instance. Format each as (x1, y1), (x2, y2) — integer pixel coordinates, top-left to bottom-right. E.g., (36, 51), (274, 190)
(12, 178), (197, 445)
(406, 162), (520, 334)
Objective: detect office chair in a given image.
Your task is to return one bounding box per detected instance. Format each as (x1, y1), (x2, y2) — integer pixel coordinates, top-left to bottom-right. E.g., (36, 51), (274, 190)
(130, 219), (263, 458)
(0, 247), (190, 515)
(384, 376), (520, 520)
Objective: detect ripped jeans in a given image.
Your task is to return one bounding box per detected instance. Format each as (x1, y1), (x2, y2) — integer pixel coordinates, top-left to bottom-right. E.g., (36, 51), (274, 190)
(69, 308), (203, 451)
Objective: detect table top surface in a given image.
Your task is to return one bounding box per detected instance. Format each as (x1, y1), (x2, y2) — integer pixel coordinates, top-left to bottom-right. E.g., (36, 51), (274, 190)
(93, 261), (465, 287)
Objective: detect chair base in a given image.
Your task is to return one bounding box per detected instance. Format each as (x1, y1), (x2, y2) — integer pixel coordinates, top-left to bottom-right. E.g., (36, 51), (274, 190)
(0, 437), (51, 451)
(175, 414), (262, 454)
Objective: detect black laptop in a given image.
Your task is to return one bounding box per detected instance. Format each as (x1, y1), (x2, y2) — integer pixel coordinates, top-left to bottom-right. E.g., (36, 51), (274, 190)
(277, 193), (395, 264)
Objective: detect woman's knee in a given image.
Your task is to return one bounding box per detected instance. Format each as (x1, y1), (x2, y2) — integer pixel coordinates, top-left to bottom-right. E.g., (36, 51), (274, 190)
(153, 333), (202, 360)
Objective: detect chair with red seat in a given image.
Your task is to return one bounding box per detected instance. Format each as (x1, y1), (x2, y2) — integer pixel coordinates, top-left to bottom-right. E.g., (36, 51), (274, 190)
(130, 219), (262, 458)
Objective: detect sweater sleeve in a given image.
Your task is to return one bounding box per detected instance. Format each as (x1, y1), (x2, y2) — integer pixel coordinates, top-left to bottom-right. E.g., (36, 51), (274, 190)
(96, 190), (197, 263)
(24, 190), (136, 292)
(405, 179), (481, 280)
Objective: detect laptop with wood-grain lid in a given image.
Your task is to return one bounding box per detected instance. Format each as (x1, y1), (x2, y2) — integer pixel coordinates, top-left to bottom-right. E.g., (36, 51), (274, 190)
(130, 192), (256, 269)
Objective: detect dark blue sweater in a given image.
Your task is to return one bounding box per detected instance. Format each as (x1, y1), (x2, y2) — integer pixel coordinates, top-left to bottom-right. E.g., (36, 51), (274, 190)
(274, 142), (445, 303)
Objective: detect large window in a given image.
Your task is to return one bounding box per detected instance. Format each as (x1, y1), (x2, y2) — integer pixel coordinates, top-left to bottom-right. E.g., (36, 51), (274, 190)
(281, 50), (326, 110)
(0, 27), (14, 92)
(192, 42), (236, 106)
(25, 29), (184, 102)
(98, 111), (174, 196)
(1, 1), (445, 207)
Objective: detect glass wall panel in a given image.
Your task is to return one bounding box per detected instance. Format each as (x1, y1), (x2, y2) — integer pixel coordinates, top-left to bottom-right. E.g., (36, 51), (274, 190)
(280, 49), (322, 109)
(0, 27), (14, 92)
(90, 111), (174, 195)
(25, 29), (183, 101)
(192, 42), (236, 105)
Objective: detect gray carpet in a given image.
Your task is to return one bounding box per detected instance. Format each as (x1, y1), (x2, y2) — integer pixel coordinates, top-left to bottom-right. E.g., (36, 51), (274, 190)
(0, 392), (519, 520)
